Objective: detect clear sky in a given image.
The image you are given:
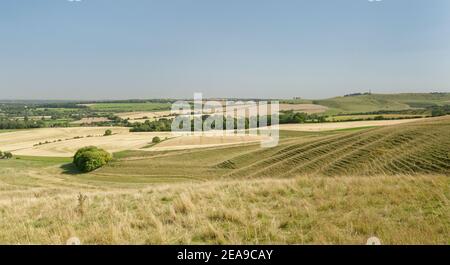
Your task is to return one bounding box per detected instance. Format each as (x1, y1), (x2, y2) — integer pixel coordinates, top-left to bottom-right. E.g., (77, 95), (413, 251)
(0, 0), (449, 100)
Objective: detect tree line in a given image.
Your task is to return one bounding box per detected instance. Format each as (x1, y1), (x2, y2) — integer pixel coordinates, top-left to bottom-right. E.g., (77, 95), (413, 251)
(129, 112), (328, 132)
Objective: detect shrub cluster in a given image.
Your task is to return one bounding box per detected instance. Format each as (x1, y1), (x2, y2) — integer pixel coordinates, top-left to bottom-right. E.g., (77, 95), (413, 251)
(73, 146), (112, 172)
(0, 151), (13, 159)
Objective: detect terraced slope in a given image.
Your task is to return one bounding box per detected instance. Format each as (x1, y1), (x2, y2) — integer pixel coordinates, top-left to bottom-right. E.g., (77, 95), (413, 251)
(93, 117), (450, 182)
(221, 116), (450, 178)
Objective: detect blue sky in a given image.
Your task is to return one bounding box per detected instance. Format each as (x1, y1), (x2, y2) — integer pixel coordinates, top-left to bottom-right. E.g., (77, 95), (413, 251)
(0, 0), (449, 100)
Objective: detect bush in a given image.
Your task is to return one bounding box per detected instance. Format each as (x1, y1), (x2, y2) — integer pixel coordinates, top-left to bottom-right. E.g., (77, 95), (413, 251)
(1, 151), (13, 159)
(152, 136), (161, 143)
(73, 146), (112, 172)
(104, 129), (112, 136)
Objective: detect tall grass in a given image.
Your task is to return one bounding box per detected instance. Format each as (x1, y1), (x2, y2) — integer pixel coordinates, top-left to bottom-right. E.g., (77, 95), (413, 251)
(0, 175), (447, 244)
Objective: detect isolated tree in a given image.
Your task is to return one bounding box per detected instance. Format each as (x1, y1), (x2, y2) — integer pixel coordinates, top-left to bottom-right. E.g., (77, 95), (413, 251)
(73, 146), (112, 172)
(152, 136), (161, 144)
(104, 129), (112, 136)
(0, 151), (3, 158)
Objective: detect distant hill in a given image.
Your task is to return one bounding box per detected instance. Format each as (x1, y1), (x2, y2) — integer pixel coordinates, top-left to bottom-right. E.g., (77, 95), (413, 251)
(312, 93), (450, 114)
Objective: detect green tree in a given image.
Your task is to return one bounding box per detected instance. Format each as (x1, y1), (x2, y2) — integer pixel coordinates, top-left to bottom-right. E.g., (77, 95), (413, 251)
(73, 146), (112, 172)
(152, 136), (161, 144)
(104, 129), (112, 136)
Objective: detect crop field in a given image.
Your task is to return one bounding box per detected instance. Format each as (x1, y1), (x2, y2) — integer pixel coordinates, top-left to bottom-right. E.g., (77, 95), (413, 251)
(84, 102), (172, 112)
(116, 103), (328, 124)
(116, 111), (173, 121)
(0, 127), (153, 157)
(0, 127), (270, 157)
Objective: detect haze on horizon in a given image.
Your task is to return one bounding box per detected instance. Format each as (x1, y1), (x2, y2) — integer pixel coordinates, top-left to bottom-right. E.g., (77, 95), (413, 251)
(0, 0), (449, 100)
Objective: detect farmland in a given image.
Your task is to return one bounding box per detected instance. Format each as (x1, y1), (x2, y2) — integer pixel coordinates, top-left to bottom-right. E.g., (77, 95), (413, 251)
(2, 93), (449, 130)
(0, 94), (449, 244)
(0, 115), (449, 244)
(84, 102), (172, 112)
(0, 127), (271, 157)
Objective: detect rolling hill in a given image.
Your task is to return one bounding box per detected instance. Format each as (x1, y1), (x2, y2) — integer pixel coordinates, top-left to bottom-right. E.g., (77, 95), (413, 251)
(311, 93), (450, 114)
(92, 116), (450, 182)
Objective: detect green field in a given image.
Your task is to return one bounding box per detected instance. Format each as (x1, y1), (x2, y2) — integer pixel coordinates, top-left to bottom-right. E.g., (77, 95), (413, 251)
(85, 102), (172, 112)
(0, 117), (449, 244)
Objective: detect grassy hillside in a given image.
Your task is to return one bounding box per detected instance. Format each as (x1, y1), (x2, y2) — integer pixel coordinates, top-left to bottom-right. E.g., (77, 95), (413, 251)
(0, 174), (447, 244)
(92, 116), (450, 181)
(313, 93), (450, 115)
(226, 117), (450, 178)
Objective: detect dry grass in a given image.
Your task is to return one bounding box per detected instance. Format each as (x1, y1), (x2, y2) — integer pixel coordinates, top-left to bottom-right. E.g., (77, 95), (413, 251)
(0, 175), (447, 244)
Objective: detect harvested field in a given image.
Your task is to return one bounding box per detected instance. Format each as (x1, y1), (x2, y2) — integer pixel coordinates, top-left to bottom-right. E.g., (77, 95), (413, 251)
(279, 118), (424, 131)
(151, 134), (268, 151)
(118, 103), (328, 123)
(0, 127), (171, 157)
(116, 111), (173, 121)
(203, 103), (328, 115)
(0, 127), (269, 156)
(71, 117), (111, 124)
